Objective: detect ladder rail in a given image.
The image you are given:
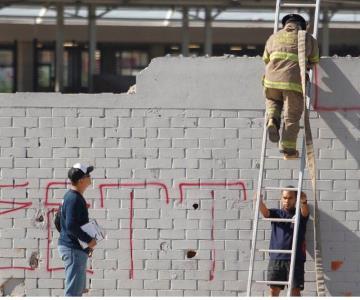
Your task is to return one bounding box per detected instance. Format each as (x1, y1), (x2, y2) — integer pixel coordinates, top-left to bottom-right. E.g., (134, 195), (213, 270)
(246, 117), (269, 296)
(274, 0), (282, 33)
(286, 138), (307, 295)
(313, 0), (321, 38)
(247, 0), (323, 296)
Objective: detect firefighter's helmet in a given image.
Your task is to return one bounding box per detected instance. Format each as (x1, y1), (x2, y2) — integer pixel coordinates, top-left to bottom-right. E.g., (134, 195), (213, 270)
(282, 14), (307, 30)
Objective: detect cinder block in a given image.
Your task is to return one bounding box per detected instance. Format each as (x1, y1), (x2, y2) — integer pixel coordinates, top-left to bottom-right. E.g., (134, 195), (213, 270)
(146, 138), (171, 148)
(93, 138), (118, 148)
(26, 108), (51, 116)
(52, 107), (77, 116)
(65, 137), (91, 147)
(199, 138), (225, 148)
(0, 158), (14, 167)
(159, 128), (184, 138)
(184, 110), (210, 117)
(78, 128), (104, 138)
(105, 128), (131, 138)
(39, 117), (65, 128)
(0, 127), (24, 137)
(225, 118), (251, 128)
(13, 117), (38, 127)
(90, 279), (116, 289)
(171, 117), (197, 128)
(186, 230), (211, 239)
(26, 289), (51, 296)
(198, 280), (224, 290)
(144, 280), (170, 290)
(212, 110), (237, 118)
(145, 260), (171, 270)
(40, 137), (65, 147)
(105, 108), (130, 117)
(80, 148), (105, 158)
(333, 201), (358, 211)
(106, 148), (131, 158)
(320, 170), (346, 180)
(171, 279), (197, 290)
(131, 290), (156, 296)
(119, 117), (144, 127)
(198, 118), (224, 128)
(171, 240), (197, 250)
(78, 108), (104, 117)
(27, 147), (52, 158)
(173, 159), (198, 168)
(157, 290), (184, 296)
(172, 138), (198, 148)
(186, 149), (211, 159)
(185, 128), (210, 138)
(120, 138), (145, 148)
(38, 279), (64, 289)
(132, 148), (158, 159)
(0, 108), (25, 116)
(26, 128), (51, 138)
(53, 128), (77, 138)
(160, 229), (185, 239)
(173, 219), (199, 229)
(211, 128), (237, 139)
(1, 167), (26, 177)
(132, 229), (158, 239)
(145, 117), (170, 127)
(185, 168), (211, 179)
(93, 117), (117, 128)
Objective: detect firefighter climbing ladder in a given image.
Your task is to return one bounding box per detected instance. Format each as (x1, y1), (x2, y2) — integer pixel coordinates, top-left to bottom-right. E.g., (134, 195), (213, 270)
(246, 0), (325, 296)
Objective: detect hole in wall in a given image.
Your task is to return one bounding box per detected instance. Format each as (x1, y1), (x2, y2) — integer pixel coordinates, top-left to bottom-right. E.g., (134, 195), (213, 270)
(186, 250), (197, 259)
(192, 203), (199, 210)
(29, 252), (39, 269)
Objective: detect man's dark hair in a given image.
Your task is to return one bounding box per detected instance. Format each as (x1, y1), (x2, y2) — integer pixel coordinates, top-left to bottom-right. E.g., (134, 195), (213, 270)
(68, 165), (93, 185)
(284, 185), (298, 198)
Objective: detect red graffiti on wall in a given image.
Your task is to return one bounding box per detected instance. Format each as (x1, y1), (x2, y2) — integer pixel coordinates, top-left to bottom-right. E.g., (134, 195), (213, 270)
(1, 179), (248, 280)
(98, 182), (170, 279)
(0, 181), (34, 271)
(178, 180), (247, 280)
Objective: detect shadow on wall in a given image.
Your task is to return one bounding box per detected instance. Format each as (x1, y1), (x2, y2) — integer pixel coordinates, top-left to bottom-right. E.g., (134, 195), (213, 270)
(319, 111), (360, 167)
(314, 59), (360, 110)
(307, 208), (360, 296)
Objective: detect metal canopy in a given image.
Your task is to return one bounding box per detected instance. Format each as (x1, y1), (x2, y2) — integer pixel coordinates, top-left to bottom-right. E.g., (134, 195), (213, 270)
(1, 0), (360, 9)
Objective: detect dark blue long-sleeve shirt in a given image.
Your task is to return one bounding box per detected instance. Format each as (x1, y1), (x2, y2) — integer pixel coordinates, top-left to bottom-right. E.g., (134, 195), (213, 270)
(58, 189), (92, 251)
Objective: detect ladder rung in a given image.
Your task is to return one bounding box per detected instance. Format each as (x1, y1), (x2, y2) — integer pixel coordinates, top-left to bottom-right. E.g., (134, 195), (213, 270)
(281, 3), (316, 8)
(263, 186), (298, 191)
(263, 218), (294, 223)
(258, 249), (292, 254)
(256, 280), (289, 285)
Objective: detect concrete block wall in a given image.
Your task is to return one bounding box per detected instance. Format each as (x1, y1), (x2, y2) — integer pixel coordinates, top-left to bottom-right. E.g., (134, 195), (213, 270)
(0, 57), (359, 296)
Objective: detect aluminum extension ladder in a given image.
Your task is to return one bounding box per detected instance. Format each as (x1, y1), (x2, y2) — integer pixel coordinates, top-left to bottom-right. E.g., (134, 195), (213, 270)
(246, 0), (321, 296)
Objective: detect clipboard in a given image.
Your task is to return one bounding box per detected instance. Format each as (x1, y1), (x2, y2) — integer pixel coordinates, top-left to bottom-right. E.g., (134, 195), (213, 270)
(78, 219), (104, 249)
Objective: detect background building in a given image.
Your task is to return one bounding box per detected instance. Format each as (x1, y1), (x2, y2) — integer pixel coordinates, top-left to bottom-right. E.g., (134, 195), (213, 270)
(0, 0), (360, 93)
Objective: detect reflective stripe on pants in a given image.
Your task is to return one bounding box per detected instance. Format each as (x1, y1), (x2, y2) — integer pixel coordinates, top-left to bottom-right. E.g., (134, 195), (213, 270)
(264, 87), (304, 150)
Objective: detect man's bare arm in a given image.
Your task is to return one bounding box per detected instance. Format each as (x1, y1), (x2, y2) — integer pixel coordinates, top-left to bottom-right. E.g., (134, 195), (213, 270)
(300, 192), (309, 217)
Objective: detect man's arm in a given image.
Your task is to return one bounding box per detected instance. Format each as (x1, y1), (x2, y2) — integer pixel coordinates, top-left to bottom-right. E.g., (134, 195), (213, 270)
(308, 35), (320, 66)
(258, 194), (270, 218)
(66, 200), (93, 244)
(300, 192), (309, 218)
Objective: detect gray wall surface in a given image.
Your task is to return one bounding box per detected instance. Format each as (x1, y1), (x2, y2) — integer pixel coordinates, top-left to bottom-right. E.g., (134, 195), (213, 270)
(0, 57), (359, 296)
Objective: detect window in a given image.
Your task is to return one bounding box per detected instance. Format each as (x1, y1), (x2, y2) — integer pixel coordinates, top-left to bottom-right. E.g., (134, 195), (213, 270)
(0, 50), (14, 92)
(115, 50), (149, 76)
(37, 49), (55, 90)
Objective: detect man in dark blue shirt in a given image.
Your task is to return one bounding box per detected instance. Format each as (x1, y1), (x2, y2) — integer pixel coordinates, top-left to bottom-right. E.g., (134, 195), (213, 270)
(259, 187), (309, 296)
(58, 163), (97, 296)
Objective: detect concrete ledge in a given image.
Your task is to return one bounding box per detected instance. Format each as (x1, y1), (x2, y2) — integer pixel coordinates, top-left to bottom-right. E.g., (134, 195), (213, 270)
(0, 57), (359, 111)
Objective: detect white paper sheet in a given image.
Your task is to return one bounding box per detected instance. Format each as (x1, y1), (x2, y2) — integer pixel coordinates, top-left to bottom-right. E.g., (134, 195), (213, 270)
(78, 219), (104, 249)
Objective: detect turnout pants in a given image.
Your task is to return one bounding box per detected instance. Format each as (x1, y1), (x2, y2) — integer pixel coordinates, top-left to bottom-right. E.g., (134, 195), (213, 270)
(265, 87), (304, 151)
